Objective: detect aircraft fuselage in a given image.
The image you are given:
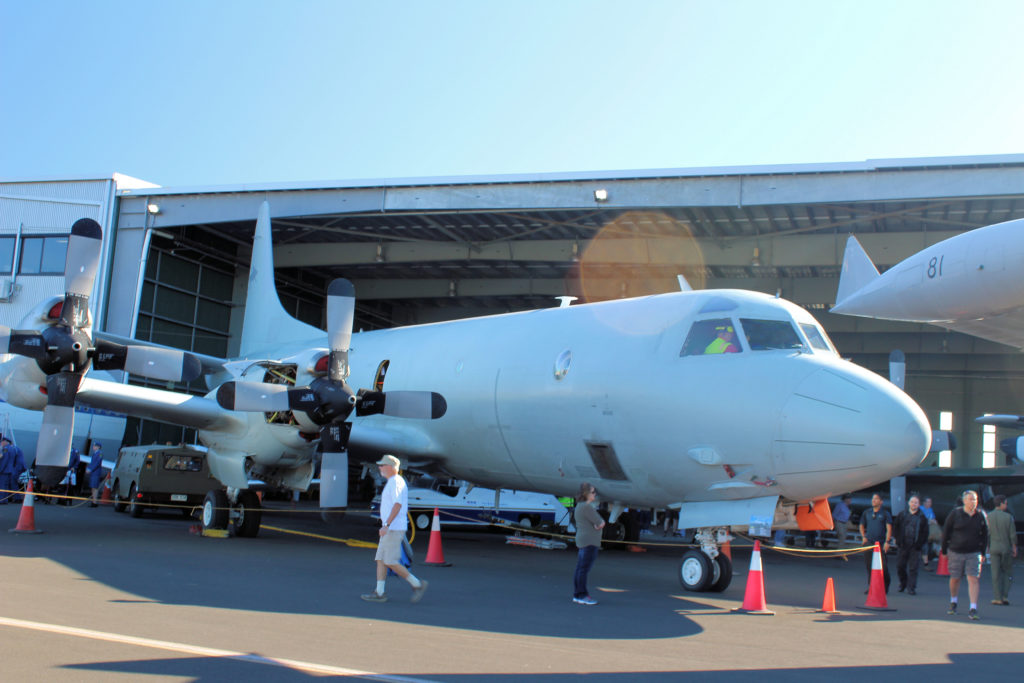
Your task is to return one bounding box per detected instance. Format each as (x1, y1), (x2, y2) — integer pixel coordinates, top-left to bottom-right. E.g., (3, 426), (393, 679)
(341, 288), (930, 509)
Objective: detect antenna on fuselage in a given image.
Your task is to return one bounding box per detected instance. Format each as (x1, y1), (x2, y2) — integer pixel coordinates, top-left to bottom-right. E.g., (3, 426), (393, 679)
(676, 274), (693, 292)
(555, 296), (577, 308)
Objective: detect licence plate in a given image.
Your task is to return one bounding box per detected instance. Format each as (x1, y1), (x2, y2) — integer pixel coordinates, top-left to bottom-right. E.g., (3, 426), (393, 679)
(170, 494), (187, 502)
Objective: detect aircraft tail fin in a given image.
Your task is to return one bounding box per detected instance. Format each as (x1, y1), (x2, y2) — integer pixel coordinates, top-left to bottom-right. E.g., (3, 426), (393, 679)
(239, 202), (324, 357)
(834, 235), (879, 307)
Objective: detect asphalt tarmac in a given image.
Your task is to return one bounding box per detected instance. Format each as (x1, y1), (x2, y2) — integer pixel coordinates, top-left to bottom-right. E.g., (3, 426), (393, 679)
(1, 496), (1021, 681)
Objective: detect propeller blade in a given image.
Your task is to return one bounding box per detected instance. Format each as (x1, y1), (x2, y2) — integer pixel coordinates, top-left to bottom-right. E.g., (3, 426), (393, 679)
(326, 279), (355, 381)
(35, 372), (82, 486)
(216, 381), (292, 412)
(319, 424), (351, 508)
(356, 390), (447, 419)
(320, 421), (352, 452)
(93, 340), (203, 382)
(60, 218), (103, 329)
(0, 327), (47, 359)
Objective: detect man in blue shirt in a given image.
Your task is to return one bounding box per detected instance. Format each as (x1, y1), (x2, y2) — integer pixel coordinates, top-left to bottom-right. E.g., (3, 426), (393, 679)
(859, 493), (892, 593)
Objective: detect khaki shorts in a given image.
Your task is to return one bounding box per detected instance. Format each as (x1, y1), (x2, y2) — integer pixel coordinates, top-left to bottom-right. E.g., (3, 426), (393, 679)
(947, 551), (982, 578)
(375, 529), (405, 565)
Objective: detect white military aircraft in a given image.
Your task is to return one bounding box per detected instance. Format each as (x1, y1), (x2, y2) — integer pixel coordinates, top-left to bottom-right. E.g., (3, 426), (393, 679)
(832, 216), (1024, 349)
(0, 205), (931, 591)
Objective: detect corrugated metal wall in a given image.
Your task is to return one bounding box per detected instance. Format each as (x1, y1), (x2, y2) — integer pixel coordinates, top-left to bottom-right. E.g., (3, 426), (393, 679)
(0, 178), (116, 328)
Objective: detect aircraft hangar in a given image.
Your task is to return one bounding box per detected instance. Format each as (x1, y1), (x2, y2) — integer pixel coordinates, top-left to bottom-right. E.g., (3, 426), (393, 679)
(59, 154), (1024, 466)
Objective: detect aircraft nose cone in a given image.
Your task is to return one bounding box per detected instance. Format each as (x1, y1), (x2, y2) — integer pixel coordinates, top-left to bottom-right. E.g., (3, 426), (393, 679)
(774, 365), (930, 498)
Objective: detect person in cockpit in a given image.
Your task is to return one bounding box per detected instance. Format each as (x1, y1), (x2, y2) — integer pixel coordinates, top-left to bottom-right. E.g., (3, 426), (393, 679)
(704, 325), (739, 354)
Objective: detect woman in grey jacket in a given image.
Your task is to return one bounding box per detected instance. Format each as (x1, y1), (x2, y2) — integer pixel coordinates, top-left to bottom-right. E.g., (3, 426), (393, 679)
(572, 482), (606, 605)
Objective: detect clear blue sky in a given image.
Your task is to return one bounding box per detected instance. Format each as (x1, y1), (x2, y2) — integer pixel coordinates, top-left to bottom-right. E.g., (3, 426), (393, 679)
(2, 0), (1022, 188)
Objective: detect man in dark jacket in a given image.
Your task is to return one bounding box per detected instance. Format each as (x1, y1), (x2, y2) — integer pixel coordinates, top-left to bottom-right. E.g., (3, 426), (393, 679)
(894, 495), (929, 595)
(0, 436), (26, 504)
(941, 490), (988, 620)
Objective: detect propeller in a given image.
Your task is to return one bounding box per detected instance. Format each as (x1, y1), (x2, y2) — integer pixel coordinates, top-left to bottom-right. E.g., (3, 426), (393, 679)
(0, 218), (203, 486)
(215, 278), (447, 507)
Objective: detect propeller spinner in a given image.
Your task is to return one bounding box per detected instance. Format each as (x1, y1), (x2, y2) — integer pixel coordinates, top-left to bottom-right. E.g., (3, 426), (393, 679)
(215, 278), (447, 507)
(0, 219), (203, 485)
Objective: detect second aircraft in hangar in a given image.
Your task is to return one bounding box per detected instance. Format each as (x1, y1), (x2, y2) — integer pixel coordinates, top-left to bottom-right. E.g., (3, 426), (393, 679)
(0, 203), (931, 592)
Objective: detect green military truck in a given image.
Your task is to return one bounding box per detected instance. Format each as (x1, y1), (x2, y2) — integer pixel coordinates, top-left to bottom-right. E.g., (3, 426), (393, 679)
(111, 444), (216, 518)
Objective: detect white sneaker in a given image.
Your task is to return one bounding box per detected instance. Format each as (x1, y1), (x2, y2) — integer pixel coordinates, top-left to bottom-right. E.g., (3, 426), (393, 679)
(576, 596), (598, 605)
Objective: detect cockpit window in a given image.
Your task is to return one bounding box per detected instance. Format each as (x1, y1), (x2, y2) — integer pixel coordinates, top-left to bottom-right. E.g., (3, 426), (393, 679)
(680, 318), (743, 356)
(740, 318), (805, 351)
(799, 323), (835, 353)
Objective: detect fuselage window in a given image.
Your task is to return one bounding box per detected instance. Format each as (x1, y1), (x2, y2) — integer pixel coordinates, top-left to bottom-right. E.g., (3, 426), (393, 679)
(799, 323), (836, 353)
(740, 318), (805, 351)
(679, 318), (742, 356)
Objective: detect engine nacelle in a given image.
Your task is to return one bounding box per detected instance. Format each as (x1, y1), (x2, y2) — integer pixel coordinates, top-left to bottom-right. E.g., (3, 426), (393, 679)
(0, 355), (47, 410)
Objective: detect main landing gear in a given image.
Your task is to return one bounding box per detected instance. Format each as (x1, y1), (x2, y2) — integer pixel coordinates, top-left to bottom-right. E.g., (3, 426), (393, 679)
(201, 488), (263, 537)
(678, 527), (732, 592)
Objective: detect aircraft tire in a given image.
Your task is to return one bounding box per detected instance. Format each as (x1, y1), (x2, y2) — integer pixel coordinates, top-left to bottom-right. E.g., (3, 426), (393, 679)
(708, 553), (733, 592)
(112, 480), (127, 513)
(234, 489), (262, 537)
(602, 521), (626, 550)
(679, 549), (713, 591)
(128, 483), (144, 518)
(202, 489), (229, 529)
(414, 512), (432, 530)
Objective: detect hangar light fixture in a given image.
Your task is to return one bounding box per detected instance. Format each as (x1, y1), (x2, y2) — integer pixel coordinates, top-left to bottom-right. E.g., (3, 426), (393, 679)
(146, 203), (161, 215)
(593, 189), (608, 202)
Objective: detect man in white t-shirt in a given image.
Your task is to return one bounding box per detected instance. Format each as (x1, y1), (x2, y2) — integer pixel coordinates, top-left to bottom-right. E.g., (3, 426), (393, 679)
(361, 454), (428, 603)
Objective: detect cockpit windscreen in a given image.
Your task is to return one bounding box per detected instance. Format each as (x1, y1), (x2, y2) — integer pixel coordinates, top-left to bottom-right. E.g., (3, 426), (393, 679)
(799, 323), (835, 353)
(740, 319), (805, 351)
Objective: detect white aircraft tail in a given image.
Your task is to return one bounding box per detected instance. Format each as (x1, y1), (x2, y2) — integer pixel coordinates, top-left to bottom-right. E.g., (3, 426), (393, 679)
(834, 235), (880, 306)
(239, 202), (324, 357)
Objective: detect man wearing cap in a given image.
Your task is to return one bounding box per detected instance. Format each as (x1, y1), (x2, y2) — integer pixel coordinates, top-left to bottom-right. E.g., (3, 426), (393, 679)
(704, 325), (739, 354)
(0, 436), (26, 504)
(361, 454), (428, 603)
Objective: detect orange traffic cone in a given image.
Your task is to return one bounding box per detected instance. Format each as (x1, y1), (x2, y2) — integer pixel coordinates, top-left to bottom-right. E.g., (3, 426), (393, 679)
(423, 507), (451, 566)
(9, 479), (43, 534)
(935, 552), (950, 576)
(100, 475), (113, 505)
(733, 540), (774, 614)
(818, 577), (839, 614)
(863, 542), (895, 611)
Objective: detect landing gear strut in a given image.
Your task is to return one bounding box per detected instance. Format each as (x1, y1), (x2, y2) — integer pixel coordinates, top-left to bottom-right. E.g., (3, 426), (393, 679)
(678, 527), (733, 592)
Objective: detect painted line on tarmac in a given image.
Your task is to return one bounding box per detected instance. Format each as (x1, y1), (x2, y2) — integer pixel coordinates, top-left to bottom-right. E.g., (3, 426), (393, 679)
(0, 616), (438, 682)
(262, 524), (378, 548)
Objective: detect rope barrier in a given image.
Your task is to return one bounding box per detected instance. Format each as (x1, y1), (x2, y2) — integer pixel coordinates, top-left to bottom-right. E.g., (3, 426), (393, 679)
(0, 486), (878, 558)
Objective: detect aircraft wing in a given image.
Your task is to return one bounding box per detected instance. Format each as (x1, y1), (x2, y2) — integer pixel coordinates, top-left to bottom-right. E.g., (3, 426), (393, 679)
(930, 312), (1024, 350)
(77, 377), (244, 432)
(94, 331), (227, 376)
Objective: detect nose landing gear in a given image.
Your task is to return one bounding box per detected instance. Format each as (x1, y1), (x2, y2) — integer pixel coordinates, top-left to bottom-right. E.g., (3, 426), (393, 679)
(678, 527), (733, 592)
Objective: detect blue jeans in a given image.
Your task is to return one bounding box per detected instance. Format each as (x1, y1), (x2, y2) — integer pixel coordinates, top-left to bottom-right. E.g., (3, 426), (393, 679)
(573, 545), (599, 598)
